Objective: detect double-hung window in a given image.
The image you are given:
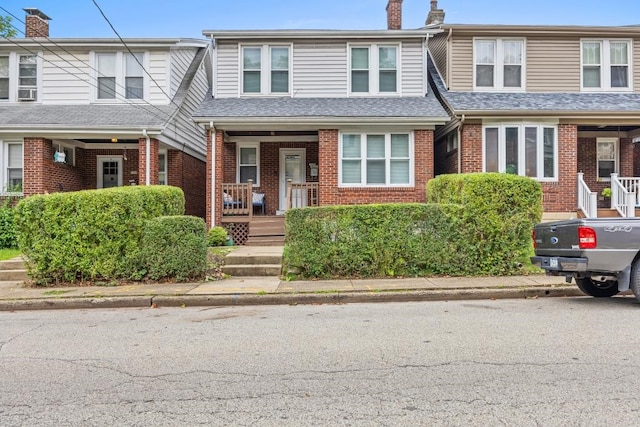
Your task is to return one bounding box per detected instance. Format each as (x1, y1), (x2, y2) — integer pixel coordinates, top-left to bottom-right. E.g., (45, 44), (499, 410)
(158, 150), (167, 185)
(237, 143), (259, 185)
(582, 40), (631, 91)
(95, 52), (146, 100)
(1, 141), (23, 193)
(350, 44), (399, 95)
(596, 138), (618, 180)
(241, 45), (290, 95)
(18, 55), (38, 100)
(474, 39), (524, 91)
(341, 132), (412, 186)
(483, 123), (557, 180)
(0, 56), (8, 100)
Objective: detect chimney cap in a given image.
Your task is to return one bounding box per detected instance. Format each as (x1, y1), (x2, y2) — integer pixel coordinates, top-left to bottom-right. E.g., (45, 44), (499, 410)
(23, 8), (52, 21)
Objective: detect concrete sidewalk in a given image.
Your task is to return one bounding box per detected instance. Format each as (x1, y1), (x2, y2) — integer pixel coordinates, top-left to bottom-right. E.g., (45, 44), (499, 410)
(0, 272), (586, 311)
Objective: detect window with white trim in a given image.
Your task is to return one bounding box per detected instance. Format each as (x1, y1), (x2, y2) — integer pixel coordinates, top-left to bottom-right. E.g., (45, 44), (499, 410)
(474, 39), (524, 91)
(340, 132), (412, 186)
(158, 150), (167, 185)
(237, 143), (259, 185)
(94, 51), (147, 100)
(596, 138), (618, 180)
(0, 56), (8, 100)
(446, 132), (458, 153)
(483, 123), (557, 180)
(241, 45), (290, 95)
(581, 40), (631, 91)
(350, 44), (399, 94)
(1, 141), (23, 193)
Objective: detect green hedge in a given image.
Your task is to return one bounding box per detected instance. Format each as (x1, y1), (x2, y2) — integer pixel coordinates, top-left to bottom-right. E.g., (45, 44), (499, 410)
(141, 216), (207, 281)
(284, 173), (542, 278)
(207, 226), (228, 247)
(14, 186), (185, 284)
(0, 198), (19, 249)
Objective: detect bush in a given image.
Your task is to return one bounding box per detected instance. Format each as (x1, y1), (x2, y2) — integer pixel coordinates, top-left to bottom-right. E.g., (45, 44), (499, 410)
(141, 216), (207, 281)
(14, 186), (185, 284)
(0, 198), (18, 249)
(208, 226), (228, 247)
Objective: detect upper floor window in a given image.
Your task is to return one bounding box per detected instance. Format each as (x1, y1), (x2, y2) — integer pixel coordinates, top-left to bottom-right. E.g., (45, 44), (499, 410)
(241, 45), (290, 95)
(582, 40), (631, 91)
(340, 132), (412, 186)
(350, 44), (399, 95)
(0, 56), (8, 100)
(1, 141), (23, 194)
(483, 123), (557, 181)
(95, 51), (146, 100)
(474, 39), (524, 91)
(18, 55), (38, 100)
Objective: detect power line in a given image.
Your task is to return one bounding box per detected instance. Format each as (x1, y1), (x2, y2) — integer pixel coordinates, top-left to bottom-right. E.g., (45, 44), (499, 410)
(0, 6), (175, 122)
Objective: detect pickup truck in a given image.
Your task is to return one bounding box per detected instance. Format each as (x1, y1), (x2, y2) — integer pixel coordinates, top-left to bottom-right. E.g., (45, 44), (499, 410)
(531, 218), (640, 302)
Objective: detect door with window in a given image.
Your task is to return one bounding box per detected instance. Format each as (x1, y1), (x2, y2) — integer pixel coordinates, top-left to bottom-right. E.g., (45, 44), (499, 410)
(97, 156), (123, 189)
(279, 149), (306, 212)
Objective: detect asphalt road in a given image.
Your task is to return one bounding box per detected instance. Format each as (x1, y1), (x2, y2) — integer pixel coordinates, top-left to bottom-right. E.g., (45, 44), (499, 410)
(1, 296), (640, 426)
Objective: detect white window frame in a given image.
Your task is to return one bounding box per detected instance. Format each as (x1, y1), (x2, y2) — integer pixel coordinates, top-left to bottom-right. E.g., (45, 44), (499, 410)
(473, 38), (525, 92)
(158, 149), (168, 185)
(339, 131), (414, 187)
(348, 43), (401, 96)
(596, 137), (619, 181)
(0, 55), (9, 101)
(581, 39), (632, 92)
(239, 44), (291, 96)
(1, 140), (23, 195)
(91, 51), (149, 102)
(482, 122), (558, 182)
(236, 142), (260, 186)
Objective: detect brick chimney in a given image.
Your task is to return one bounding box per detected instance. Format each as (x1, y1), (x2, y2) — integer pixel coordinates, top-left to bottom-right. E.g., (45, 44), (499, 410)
(386, 0), (403, 30)
(23, 8), (51, 38)
(426, 0), (445, 25)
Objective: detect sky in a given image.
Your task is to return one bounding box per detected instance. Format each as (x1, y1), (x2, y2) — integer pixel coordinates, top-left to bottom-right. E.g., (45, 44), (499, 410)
(1, 0), (639, 39)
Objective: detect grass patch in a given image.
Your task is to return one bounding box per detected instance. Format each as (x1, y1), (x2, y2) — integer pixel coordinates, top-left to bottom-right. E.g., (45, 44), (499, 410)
(0, 249), (20, 261)
(43, 290), (72, 296)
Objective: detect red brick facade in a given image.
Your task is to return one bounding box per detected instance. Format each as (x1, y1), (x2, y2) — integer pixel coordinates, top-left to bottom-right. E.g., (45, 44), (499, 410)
(167, 150), (206, 218)
(25, 14), (49, 38)
(138, 138), (159, 186)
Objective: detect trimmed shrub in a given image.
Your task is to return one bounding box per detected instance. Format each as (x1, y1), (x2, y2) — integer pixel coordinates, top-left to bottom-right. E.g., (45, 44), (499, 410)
(0, 198), (19, 249)
(207, 226), (228, 247)
(14, 186), (185, 284)
(141, 216), (207, 281)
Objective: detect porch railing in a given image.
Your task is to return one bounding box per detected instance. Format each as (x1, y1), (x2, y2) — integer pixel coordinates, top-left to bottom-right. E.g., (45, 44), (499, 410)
(286, 180), (319, 210)
(222, 180), (253, 219)
(614, 175), (640, 208)
(610, 173), (636, 218)
(577, 172), (598, 219)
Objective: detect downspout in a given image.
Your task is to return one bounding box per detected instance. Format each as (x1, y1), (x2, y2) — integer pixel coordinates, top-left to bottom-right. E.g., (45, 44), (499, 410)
(210, 122), (215, 226)
(142, 129), (150, 185)
(457, 114), (465, 174)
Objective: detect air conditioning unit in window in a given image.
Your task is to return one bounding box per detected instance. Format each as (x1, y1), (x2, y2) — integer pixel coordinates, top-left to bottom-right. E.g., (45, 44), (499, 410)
(17, 87), (37, 101)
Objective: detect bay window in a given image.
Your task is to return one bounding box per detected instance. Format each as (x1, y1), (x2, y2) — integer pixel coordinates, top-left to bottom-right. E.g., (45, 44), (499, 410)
(340, 132), (412, 186)
(484, 123), (557, 180)
(582, 40), (631, 91)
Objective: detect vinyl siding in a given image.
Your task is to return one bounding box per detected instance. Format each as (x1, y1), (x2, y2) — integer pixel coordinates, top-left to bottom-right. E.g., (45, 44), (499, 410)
(527, 38), (580, 92)
(41, 50), (92, 103)
(292, 42), (348, 97)
(401, 40), (425, 96)
(215, 42), (239, 97)
(147, 50), (170, 104)
(449, 36), (474, 91)
(635, 40), (640, 92)
(170, 48), (197, 96)
(429, 33), (448, 86)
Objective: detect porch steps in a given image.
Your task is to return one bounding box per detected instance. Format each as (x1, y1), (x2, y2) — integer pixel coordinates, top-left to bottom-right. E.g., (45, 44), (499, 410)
(0, 257), (28, 282)
(246, 216), (285, 247)
(222, 246), (283, 277)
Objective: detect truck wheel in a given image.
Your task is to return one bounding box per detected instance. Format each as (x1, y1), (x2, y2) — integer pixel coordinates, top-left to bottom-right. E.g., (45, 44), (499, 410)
(575, 277), (619, 297)
(630, 260), (640, 302)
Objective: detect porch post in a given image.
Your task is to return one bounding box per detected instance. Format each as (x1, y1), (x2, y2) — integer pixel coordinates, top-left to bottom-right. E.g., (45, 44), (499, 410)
(138, 137), (159, 186)
(611, 173), (618, 210)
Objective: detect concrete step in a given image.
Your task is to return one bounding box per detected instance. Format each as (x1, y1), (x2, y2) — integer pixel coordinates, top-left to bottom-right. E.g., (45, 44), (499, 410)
(222, 264), (282, 277)
(245, 237), (285, 246)
(0, 269), (28, 281)
(224, 253), (283, 265)
(0, 260), (25, 270)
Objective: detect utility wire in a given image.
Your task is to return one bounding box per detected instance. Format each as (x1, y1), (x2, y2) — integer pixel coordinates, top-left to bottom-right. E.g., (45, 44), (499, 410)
(0, 5), (174, 122)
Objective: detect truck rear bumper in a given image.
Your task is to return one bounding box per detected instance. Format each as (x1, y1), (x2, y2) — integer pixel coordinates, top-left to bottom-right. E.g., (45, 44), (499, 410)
(530, 256), (588, 272)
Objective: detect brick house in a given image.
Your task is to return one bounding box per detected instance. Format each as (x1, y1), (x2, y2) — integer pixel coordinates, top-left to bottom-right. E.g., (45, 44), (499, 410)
(0, 9), (210, 217)
(193, 0), (449, 240)
(428, 12), (640, 219)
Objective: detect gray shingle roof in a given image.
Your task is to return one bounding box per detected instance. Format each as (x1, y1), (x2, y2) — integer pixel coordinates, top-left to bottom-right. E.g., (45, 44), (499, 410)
(427, 54), (640, 114)
(193, 96), (448, 120)
(0, 104), (176, 129)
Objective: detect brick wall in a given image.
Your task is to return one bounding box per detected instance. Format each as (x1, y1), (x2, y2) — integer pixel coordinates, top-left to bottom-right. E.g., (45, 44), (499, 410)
(460, 124), (483, 173)
(24, 138), (85, 195)
(25, 14), (49, 38)
(208, 129), (226, 228)
(167, 150), (206, 218)
(138, 138), (159, 186)
(386, 0), (402, 30)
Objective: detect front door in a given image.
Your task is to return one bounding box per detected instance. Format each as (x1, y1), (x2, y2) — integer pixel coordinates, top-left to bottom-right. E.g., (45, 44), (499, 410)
(97, 156), (123, 189)
(279, 149), (306, 212)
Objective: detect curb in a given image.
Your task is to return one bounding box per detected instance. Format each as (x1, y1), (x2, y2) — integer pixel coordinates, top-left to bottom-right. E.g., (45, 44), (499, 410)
(0, 296), (152, 311)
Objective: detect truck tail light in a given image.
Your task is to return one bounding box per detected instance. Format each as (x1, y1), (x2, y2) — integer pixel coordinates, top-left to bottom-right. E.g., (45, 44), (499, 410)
(578, 226), (597, 249)
(532, 229), (537, 249)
